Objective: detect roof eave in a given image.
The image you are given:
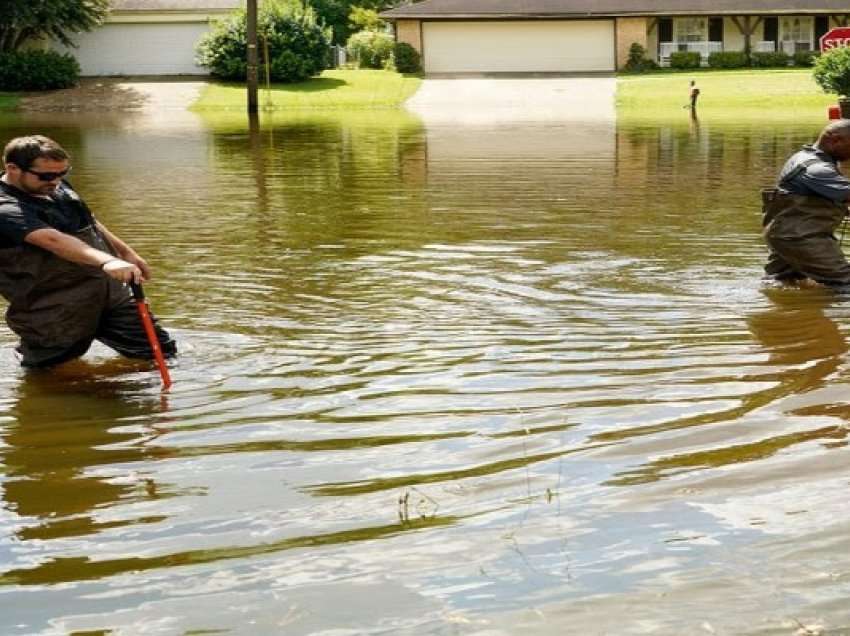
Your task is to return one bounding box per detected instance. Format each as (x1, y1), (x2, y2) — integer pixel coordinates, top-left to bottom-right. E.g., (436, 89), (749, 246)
(381, 8), (845, 19)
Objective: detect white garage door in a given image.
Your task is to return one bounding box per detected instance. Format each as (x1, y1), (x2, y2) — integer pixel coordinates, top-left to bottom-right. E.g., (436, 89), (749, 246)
(56, 23), (211, 76)
(422, 20), (615, 74)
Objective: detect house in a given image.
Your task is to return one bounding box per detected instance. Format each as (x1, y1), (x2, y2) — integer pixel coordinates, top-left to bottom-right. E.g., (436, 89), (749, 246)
(52, 0), (241, 76)
(380, 0), (850, 74)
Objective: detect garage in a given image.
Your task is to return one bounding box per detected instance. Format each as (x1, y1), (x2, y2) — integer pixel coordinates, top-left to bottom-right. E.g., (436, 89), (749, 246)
(421, 20), (615, 74)
(55, 22), (211, 76)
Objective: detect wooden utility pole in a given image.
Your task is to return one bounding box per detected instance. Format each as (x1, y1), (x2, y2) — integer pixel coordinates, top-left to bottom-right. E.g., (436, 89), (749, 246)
(246, 0), (259, 113)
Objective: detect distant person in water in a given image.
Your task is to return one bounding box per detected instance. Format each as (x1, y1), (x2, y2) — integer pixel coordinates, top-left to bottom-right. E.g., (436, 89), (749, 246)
(0, 135), (176, 367)
(761, 120), (850, 288)
(686, 79), (700, 111)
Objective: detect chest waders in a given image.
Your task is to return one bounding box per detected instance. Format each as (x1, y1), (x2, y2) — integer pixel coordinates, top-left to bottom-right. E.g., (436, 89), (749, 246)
(0, 224), (132, 366)
(761, 164), (850, 288)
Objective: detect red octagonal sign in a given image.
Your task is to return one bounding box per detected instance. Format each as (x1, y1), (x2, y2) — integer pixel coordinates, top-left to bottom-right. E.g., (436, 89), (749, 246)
(820, 27), (850, 52)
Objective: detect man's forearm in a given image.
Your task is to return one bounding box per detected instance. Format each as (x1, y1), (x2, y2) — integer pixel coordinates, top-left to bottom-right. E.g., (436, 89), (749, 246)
(96, 222), (137, 259)
(25, 228), (114, 267)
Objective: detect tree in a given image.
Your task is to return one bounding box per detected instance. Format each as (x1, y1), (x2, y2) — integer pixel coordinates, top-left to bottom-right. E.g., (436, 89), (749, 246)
(196, 0), (331, 83)
(311, 0), (390, 45)
(0, 0), (109, 52)
(348, 7), (385, 33)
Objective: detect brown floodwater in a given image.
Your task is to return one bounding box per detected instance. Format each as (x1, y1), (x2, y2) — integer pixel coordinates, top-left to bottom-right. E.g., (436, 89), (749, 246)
(1, 104), (850, 635)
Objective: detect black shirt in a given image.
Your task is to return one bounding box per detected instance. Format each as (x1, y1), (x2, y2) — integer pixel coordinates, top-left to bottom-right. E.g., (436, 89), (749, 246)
(777, 145), (850, 204)
(0, 176), (95, 249)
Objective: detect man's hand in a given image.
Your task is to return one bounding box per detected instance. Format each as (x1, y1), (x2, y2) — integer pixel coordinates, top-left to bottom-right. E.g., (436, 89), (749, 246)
(121, 253), (152, 281)
(102, 258), (144, 284)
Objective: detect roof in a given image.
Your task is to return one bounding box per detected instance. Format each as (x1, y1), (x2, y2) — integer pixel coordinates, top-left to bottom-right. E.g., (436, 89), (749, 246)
(381, 0), (850, 19)
(110, 0), (241, 10)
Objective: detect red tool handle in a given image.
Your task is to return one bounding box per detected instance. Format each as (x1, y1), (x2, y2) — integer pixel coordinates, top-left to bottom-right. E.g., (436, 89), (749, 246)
(130, 282), (172, 390)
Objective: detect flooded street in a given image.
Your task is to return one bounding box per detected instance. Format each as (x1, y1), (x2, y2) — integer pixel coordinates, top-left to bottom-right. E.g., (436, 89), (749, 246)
(1, 103), (850, 635)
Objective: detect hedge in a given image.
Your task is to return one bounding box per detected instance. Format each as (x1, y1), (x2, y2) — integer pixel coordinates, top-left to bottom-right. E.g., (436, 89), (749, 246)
(0, 50), (79, 91)
(669, 51), (701, 69)
(750, 51), (791, 67)
(707, 51), (748, 69)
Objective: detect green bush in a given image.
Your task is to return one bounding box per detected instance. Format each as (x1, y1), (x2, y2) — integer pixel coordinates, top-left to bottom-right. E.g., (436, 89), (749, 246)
(669, 51), (701, 69)
(346, 30), (394, 69)
(0, 50), (79, 91)
(750, 51), (791, 67)
(707, 51), (748, 69)
(623, 42), (658, 73)
(793, 50), (819, 67)
(392, 42), (421, 73)
(813, 46), (850, 96)
(195, 0), (331, 82)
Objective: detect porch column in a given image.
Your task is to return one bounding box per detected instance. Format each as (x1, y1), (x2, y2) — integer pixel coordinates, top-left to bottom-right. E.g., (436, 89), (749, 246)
(616, 17), (649, 70)
(395, 19), (422, 54)
(731, 15), (763, 58)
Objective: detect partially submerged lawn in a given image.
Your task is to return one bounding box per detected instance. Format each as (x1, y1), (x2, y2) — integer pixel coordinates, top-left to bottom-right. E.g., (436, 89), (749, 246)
(0, 93), (19, 111)
(617, 68), (836, 122)
(193, 69), (421, 110)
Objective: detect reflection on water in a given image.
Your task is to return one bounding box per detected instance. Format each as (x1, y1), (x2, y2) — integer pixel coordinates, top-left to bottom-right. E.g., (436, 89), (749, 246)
(2, 106), (850, 634)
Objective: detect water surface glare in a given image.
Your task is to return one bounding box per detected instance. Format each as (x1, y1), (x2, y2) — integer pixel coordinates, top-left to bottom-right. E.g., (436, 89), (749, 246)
(1, 108), (850, 635)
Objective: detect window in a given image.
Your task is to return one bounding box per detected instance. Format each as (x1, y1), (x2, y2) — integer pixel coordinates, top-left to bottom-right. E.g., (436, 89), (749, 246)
(675, 17), (707, 43)
(780, 16), (813, 44)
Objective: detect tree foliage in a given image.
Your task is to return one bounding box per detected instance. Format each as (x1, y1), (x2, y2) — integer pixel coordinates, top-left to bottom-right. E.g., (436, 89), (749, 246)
(813, 46), (850, 97)
(312, 0), (391, 45)
(348, 7), (385, 33)
(196, 0), (331, 83)
(0, 0), (109, 52)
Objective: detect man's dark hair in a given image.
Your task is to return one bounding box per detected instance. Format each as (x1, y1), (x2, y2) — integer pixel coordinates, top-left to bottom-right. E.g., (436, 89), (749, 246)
(3, 135), (69, 171)
(820, 120), (850, 141)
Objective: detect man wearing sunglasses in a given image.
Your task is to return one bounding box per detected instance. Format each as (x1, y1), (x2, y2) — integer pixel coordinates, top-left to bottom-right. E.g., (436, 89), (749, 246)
(0, 135), (176, 367)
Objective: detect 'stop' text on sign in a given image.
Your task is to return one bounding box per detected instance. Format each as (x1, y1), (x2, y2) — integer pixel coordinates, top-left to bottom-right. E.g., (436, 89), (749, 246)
(820, 27), (850, 52)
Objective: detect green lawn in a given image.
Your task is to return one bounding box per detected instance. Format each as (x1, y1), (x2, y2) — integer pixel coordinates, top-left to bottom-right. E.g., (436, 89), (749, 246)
(0, 93), (19, 111)
(193, 69), (422, 111)
(617, 68), (836, 122)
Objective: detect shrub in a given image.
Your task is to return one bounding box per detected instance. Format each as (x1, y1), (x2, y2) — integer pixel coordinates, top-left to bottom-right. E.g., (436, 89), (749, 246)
(195, 0), (331, 82)
(669, 51), (701, 69)
(707, 51), (748, 69)
(750, 51), (791, 67)
(0, 50), (79, 91)
(813, 46), (850, 96)
(346, 30), (394, 69)
(392, 42), (421, 73)
(793, 50), (819, 67)
(624, 42), (658, 73)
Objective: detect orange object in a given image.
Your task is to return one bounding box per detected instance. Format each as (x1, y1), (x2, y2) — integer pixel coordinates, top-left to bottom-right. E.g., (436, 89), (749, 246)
(829, 105), (842, 120)
(130, 282), (172, 389)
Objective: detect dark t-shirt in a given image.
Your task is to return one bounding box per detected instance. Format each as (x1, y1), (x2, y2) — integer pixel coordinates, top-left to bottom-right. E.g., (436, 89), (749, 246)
(0, 176), (95, 249)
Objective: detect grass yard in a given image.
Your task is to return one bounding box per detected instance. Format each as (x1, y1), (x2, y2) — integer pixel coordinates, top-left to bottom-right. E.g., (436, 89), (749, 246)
(193, 69), (422, 111)
(0, 93), (19, 111)
(617, 68), (836, 122)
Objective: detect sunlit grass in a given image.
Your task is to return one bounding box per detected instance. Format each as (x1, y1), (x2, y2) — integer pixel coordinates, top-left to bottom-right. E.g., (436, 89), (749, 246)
(0, 93), (19, 111)
(617, 68), (836, 123)
(192, 69), (422, 111)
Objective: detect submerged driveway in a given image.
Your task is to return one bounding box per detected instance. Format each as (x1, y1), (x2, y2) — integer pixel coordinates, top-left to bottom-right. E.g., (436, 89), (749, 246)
(404, 76), (617, 124)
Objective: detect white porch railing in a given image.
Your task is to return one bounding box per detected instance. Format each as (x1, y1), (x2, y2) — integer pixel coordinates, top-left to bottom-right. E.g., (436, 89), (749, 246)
(755, 41), (776, 52)
(780, 40), (812, 55)
(659, 41), (723, 66)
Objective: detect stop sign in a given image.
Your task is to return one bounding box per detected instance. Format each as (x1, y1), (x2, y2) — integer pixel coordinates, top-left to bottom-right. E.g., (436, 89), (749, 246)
(820, 27), (850, 52)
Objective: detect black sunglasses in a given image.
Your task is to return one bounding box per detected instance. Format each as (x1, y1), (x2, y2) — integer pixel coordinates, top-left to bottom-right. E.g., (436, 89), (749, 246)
(24, 167), (71, 182)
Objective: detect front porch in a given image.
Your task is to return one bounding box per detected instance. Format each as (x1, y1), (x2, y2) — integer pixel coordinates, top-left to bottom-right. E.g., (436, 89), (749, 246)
(649, 15), (846, 66)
